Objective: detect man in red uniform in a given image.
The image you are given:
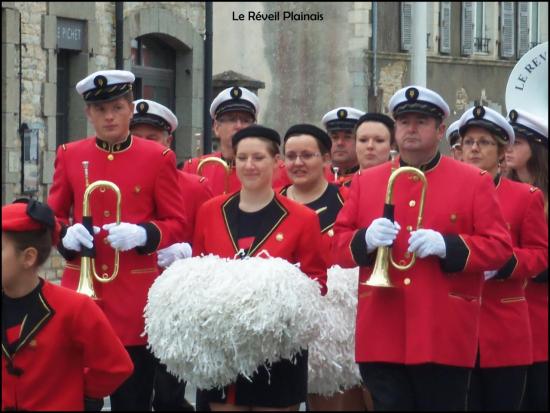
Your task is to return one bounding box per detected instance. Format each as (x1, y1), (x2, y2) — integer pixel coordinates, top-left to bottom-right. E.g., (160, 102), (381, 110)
(332, 85), (513, 410)
(48, 70), (187, 411)
(183, 86), (289, 195)
(130, 98), (212, 411)
(2, 199), (133, 411)
(321, 107), (365, 187)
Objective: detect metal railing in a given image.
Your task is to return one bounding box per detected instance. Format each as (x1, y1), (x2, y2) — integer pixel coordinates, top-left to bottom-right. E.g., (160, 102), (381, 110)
(474, 37), (490, 53)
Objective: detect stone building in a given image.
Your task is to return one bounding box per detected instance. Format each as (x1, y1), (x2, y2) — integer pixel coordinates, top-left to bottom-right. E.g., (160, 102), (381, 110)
(2, 2), (205, 280)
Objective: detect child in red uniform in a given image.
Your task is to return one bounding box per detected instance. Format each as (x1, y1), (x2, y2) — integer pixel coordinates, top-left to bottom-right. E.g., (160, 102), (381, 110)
(2, 198), (133, 411)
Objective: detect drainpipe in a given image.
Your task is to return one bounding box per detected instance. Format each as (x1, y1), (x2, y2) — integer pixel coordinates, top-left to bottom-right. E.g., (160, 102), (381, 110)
(372, 3), (378, 98)
(203, 1), (213, 154)
(411, 2), (427, 86)
(115, 2), (123, 69)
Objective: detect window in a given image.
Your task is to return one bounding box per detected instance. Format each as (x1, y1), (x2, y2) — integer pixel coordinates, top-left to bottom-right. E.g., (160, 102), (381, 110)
(473, 2), (489, 53)
(530, 2), (540, 48)
(439, 2), (451, 54)
(56, 50), (76, 147)
(500, 2), (515, 58)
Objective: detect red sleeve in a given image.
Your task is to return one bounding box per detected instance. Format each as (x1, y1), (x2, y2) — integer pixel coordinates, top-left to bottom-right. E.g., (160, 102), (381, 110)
(47, 145), (73, 227)
(144, 150), (189, 251)
(298, 209), (328, 295)
(332, 175), (371, 268)
(446, 173), (513, 273)
(182, 158), (198, 174)
(74, 297), (133, 398)
(511, 189), (549, 278)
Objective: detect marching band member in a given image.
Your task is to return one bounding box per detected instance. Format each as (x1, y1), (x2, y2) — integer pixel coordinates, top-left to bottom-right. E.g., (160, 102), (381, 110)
(445, 120), (462, 161)
(506, 109), (549, 411)
(47, 70), (187, 411)
(280, 124), (368, 411)
(460, 106), (548, 410)
(2, 199), (133, 411)
(355, 113), (396, 170)
(183, 86), (290, 195)
(322, 107), (365, 186)
(193, 125), (327, 411)
(332, 85), (513, 410)
(130, 98), (210, 411)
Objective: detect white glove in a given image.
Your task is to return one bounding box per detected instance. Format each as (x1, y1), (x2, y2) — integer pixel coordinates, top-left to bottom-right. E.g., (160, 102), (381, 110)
(62, 223), (100, 251)
(365, 218), (401, 254)
(157, 242), (193, 268)
(484, 270), (498, 281)
(408, 229), (447, 259)
(103, 222), (147, 252)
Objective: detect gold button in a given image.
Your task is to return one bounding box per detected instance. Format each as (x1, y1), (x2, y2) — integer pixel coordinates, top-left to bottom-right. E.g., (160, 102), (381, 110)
(101, 264), (108, 271)
(450, 213), (457, 222)
(99, 186), (106, 192)
(412, 176), (419, 182)
(276, 233), (284, 241)
(104, 210), (111, 218)
(327, 229), (334, 237)
(406, 225), (413, 232)
(107, 154), (114, 161)
(404, 278), (411, 285)
(134, 185), (141, 193)
(409, 200), (416, 208)
(399, 260), (407, 266)
(101, 273), (109, 279)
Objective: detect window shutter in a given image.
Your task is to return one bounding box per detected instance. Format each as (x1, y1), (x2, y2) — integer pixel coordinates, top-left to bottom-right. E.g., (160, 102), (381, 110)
(439, 2), (451, 54)
(426, 2), (434, 49)
(517, 2), (530, 58)
(401, 2), (413, 51)
(461, 2), (474, 56)
(500, 2), (515, 58)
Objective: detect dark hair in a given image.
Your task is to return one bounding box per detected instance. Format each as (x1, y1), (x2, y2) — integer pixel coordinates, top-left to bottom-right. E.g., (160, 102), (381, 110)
(4, 229), (53, 267)
(284, 133), (330, 156)
(507, 139), (549, 203)
(355, 116), (396, 146)
(235, 136), (279, 157)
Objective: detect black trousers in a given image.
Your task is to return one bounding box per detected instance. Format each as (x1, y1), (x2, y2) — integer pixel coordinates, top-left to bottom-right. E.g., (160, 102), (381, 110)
(110, 346), (158, 411)
(522, 361), (548, 411)
(152, 362), (193, 411)
(358, 362), (471, 411)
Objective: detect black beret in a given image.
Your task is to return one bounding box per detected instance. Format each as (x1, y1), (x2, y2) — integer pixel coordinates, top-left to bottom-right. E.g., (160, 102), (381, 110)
(283, 124), (332, 151)
(356, 113), (395, 134)
(232, 125), (281, 148)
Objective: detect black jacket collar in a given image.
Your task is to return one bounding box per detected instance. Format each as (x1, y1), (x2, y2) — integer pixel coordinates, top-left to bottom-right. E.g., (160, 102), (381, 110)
(399, 151), (441, 172)
(95, 134), (132, 153)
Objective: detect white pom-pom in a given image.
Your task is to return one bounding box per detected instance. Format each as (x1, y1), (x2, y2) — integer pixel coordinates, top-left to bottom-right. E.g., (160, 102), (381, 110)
(144, 254), (324, 390)
(307, 265), (362, 396)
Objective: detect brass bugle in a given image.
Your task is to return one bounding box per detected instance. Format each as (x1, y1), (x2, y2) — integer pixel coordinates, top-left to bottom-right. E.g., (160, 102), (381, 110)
(77, 161), (122, 299)
(197, 156), (231, 194)
(362, 166), (427, 287)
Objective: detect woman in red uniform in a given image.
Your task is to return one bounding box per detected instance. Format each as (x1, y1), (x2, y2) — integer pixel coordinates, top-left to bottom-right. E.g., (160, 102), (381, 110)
(279, 124), (362, 410)
(193, 125), (327, 411)
(506, 108), (548, 411)
(460, 106), (548, 410)
(2, 199), (133, 411)
(355, 113), (396, 171)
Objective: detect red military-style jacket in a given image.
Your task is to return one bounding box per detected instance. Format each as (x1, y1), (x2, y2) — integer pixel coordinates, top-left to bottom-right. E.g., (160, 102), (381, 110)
(183, 152), (291, 196)
(193, 191), (328, 295)
(2, 279), (133, 411)
(48, 135), (188, 345)
(178, 170), (214, 241)
(332, 153), (513, 367)
(478, 176), (548, 367)
(279, 183), (348, 266)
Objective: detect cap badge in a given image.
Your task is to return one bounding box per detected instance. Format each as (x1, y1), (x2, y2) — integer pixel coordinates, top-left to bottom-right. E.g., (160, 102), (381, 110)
(231, 87), (242, 99)
(137, 101), (149, 114)
(337, 109), (348, 119)
(509, 109), (518, 122)
(406, 87), (419, 101)
(474, 106), (485, 119)
(94, 75), (107, 88)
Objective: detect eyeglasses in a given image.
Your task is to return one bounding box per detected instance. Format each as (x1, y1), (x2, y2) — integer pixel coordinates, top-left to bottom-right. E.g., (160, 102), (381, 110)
(461, 138), (497, 148)
(284, 152), (322, 162)
(217, 114), (254, 125)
